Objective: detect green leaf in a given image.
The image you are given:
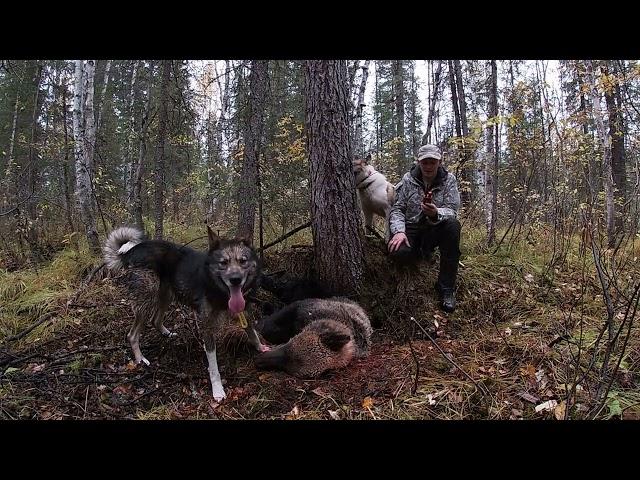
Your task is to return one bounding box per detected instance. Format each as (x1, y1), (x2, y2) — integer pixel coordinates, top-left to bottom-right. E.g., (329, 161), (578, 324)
(607, 399), (622, 418)
(4, 367), (20, 375)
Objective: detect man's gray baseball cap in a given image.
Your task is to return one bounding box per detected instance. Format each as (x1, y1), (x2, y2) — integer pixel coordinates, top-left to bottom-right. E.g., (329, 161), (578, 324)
(417, 144), (442, 161)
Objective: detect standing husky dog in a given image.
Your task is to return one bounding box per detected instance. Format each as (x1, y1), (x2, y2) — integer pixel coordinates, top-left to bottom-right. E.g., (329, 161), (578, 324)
(103, 226), (268, 401)
(353, 154), (396, 238)
(254, 298), (372, 378)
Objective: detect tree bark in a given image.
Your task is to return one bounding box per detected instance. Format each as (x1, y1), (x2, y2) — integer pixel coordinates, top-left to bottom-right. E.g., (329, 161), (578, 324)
(304, 60), (363, 295)
(486, 60), (499, 246)
(602, 61), (626, 231)
(237, 60), (269, 240)
(422, 60), (443, 145)
(132, 62), (154, 230)
(154, 60), (171, 240)
(73, 60), (100, 252)
(2, 87), (20, 207)
(125, 61), (140, 208)
(393, 61), (406, 176)
(586, 60), (616, 247)
(353, 60), (371, 158)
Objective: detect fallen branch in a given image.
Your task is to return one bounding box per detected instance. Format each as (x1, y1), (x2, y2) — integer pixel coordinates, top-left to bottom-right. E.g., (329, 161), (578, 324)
(410, 316), (490, 397)
(407, 333), (420, 395)
(258, 221), (312, 252)
(2, 312), (57, 344)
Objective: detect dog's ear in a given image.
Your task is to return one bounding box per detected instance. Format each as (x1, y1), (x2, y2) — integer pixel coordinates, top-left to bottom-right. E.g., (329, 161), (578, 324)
(319, 330), (351, 352)
(207, 225), (220, 251)
(365, 153), (372, 164)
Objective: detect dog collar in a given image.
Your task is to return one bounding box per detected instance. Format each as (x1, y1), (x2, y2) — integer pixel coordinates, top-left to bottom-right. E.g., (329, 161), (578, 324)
(356, 170), (375, 189)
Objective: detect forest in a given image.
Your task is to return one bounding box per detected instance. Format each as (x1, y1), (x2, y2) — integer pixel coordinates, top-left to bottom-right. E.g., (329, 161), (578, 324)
(0, 59), (638, 420)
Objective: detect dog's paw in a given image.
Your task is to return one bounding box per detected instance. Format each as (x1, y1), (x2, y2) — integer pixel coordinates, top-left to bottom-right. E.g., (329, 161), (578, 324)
(137, 356), (151, 367)
(211, 387), (227, 402)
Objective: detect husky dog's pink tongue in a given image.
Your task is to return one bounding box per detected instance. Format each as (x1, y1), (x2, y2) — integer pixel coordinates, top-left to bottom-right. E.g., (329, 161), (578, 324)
(228, 285), (245, 315)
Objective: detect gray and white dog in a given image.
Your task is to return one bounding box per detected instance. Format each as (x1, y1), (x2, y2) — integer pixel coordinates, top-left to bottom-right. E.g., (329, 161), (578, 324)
(353, 154), (396, 239)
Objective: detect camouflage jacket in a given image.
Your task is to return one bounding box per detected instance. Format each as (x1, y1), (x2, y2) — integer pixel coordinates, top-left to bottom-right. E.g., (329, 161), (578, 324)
(389, 164), (460, 236)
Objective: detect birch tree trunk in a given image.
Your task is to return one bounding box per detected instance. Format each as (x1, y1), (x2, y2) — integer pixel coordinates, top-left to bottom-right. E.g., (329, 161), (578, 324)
(73, 60), (100, 252)
(96, 59), (112, 134)
(2, 88), (20, 208)
(486, 60), (499, 246)
(83, 60), (97, 184)
(586, 60), (616, 247)
(422, 60), (443, 145)
(353, 60), (370, 158)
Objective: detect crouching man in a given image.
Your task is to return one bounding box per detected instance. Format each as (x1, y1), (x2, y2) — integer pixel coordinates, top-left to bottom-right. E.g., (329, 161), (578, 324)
(388, 144), (462, 313)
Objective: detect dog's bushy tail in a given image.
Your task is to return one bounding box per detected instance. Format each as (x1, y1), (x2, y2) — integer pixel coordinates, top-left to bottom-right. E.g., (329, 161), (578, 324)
(103, 227), (144, 270)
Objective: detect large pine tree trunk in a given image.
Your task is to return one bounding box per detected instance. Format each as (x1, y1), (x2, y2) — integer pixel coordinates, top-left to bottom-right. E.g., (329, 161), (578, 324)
(73, 60), (100, 252)
(154, 60), (171, 240)
(353, 60), (371, 158)
(586, 60), (616, 247)
(304, 60), (364, 295)
(237, 60), (269, 239)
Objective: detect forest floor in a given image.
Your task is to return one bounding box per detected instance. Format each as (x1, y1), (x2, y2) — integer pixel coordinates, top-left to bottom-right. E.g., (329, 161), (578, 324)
(1, 227), (639, 420)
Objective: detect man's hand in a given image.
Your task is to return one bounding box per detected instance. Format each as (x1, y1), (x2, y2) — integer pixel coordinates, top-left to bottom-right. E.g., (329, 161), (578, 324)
(421, 201), (438, 220)
(388, 232), (411, 253)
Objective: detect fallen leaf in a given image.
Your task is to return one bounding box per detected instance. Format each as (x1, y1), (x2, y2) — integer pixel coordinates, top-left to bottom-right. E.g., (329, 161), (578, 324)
(554, 401), (567, 420)
(4, 367), (20, 375)
(504, 327), (512, 336)
(518, 392), (540, 404)
(524, 273), (534, 283)
(362, 397), (374, 409)
(312, 387), (329, 397)
(285, 405), (300, 419)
